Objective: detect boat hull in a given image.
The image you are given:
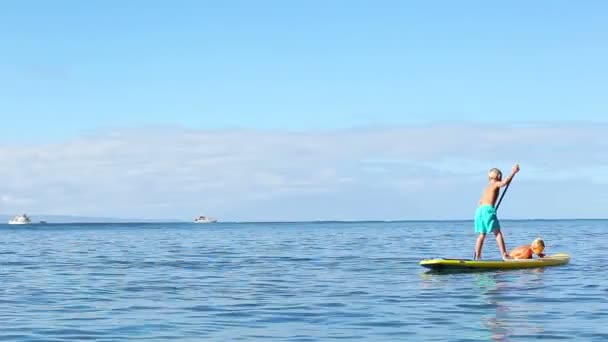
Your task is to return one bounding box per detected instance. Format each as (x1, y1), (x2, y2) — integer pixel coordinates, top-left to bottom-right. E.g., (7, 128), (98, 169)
(194, 219), (217, 223)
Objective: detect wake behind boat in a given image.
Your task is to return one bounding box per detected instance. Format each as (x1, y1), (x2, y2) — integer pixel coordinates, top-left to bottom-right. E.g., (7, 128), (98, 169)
(8, 214), (32, 225)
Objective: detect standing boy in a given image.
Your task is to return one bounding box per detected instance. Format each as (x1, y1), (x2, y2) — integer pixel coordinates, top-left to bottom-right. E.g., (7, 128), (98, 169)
(474, 164), (520, 260)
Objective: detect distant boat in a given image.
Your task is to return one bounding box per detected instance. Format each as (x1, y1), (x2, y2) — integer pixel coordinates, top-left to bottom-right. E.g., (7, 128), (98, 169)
(8, 214), (32, 225)
(194, 216), (217, 223)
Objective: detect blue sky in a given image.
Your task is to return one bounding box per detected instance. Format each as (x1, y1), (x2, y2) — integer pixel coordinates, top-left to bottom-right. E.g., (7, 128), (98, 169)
(1, 1), (607, 220)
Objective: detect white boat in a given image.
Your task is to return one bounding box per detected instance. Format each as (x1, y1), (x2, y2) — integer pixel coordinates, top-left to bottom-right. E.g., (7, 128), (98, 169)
(8, 214), (32, 225)
(194, 216), (217, 223)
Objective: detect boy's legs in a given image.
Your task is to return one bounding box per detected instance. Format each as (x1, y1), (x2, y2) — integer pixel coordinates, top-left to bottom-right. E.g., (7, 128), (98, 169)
(474, 233), (486, 260)
(493, 229), (511, 259)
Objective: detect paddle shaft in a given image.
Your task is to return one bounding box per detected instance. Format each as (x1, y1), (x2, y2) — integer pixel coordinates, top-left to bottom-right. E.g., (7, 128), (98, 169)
(495, 180), (512, 211)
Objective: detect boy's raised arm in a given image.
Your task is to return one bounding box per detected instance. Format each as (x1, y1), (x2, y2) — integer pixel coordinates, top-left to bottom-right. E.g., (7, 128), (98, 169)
(498, 163), (520, 188)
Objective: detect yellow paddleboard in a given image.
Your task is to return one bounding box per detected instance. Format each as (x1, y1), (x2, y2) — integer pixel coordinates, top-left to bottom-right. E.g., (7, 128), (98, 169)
(420, 253), (570, 271)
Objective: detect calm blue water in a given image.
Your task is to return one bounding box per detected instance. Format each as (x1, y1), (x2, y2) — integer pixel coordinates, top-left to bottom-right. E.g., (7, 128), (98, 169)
(0, 220), (606, 341)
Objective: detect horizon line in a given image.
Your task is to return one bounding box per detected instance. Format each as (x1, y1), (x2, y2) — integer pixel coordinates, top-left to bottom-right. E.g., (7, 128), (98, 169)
(2, 217), (607, 224)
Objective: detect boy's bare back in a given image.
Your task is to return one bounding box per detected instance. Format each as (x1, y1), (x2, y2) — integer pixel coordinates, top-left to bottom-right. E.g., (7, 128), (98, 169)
(479, 183), (500, 206)
(478, 164), (520, 207)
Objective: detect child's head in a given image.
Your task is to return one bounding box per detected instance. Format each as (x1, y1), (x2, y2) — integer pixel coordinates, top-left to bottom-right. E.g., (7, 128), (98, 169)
(530, 238), (545, 255)
(488, 168), (502, 181)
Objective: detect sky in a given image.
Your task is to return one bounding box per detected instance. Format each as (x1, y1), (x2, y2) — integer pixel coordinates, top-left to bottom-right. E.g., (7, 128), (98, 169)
(1, 1), (607, 220)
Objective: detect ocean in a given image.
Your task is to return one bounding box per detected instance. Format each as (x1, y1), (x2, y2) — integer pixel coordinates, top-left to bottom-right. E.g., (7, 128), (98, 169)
(0, 220), (606, 341)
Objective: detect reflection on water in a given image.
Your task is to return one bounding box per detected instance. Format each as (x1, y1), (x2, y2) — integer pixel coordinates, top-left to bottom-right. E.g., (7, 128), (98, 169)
(475, 270), (547, 341)
(475, 273), (510, 341)
(419, 268), (550, 341)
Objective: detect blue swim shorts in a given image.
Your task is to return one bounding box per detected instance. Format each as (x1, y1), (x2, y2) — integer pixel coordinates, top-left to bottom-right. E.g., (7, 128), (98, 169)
(474, 204), (501, 234)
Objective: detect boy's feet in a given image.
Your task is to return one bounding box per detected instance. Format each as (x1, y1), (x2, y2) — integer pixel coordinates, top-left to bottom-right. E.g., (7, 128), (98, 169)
(502, 253), (513, 260)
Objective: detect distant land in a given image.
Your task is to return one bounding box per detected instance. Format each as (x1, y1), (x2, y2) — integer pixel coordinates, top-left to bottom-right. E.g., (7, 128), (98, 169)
(0, 214), (185, 224)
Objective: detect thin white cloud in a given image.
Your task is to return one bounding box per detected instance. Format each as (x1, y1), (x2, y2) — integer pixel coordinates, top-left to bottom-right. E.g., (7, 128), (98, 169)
(0, 124), (605, 221)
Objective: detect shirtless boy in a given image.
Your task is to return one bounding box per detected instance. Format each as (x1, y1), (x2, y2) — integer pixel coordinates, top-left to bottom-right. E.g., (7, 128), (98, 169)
(474, 163), (520, 260)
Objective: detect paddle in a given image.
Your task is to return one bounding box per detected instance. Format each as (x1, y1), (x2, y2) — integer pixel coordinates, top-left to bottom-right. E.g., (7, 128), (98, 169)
(494, 177), (514, 211)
